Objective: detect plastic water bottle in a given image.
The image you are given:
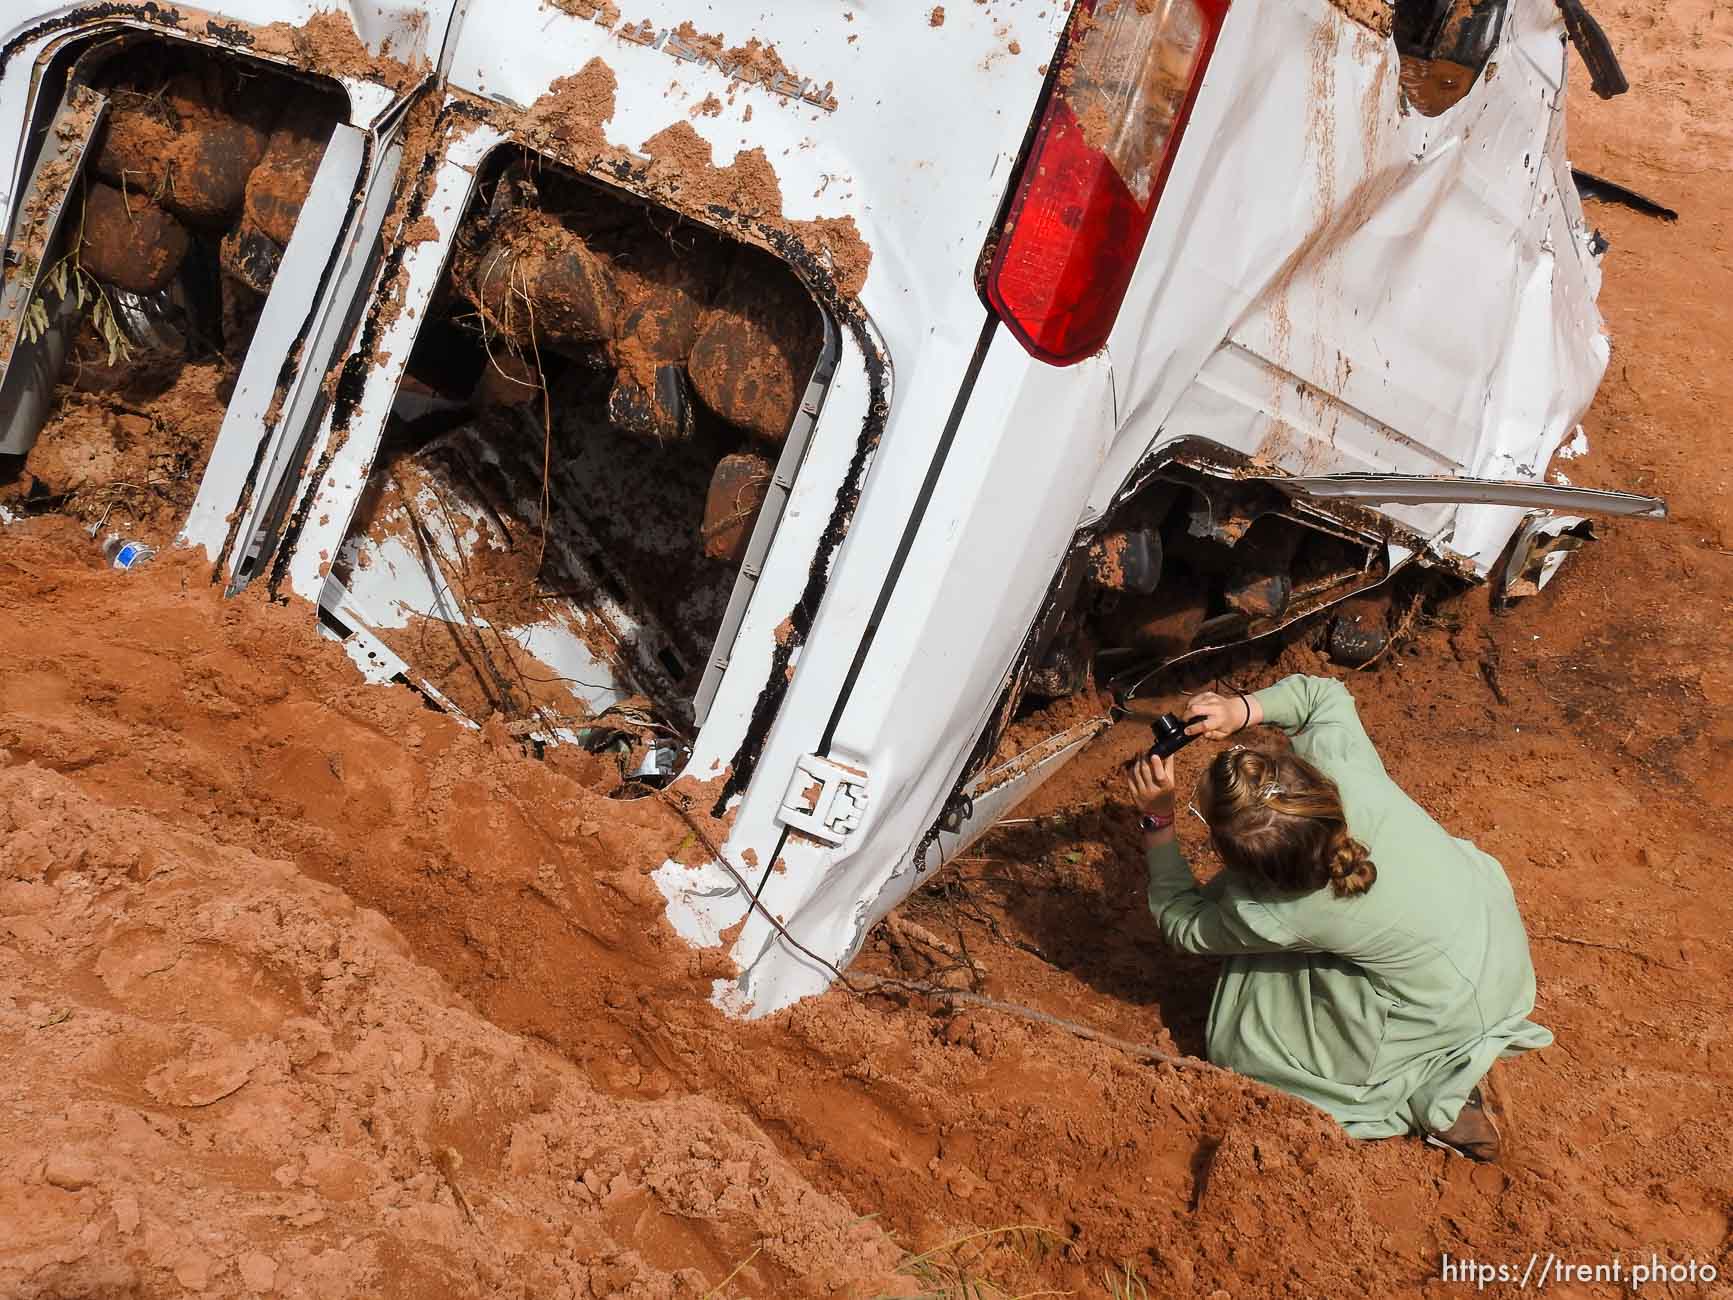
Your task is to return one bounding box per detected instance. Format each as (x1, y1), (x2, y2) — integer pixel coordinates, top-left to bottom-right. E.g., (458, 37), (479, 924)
(100, 535), (155, 571)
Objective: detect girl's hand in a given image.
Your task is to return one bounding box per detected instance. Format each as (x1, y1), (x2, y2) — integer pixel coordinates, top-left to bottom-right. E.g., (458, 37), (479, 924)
(1127, 754), (1177, 816)
(1184, 690), (1261, 739)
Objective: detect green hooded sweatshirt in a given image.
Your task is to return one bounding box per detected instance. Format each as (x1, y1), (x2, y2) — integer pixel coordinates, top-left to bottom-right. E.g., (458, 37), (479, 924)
(1146, 673), (1551, 1137)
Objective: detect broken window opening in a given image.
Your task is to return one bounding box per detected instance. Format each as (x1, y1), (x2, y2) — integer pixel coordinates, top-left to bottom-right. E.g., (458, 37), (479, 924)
(982, 470), (1391, 771)
(1393, 0), (1510, 117)
(333, 145), (828, 769)
(0, 36), (349, 540)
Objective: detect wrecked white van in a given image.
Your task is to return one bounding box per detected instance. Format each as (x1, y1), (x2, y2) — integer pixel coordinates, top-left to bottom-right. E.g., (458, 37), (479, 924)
(0, 0), (1662, 1014)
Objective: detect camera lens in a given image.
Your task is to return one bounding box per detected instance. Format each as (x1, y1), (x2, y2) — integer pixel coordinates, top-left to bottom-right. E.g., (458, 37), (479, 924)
(1150, 712), (1195, 758)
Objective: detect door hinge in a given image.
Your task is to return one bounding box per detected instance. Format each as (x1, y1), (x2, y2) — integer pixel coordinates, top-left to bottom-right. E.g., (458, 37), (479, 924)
(779, 754), (869, 846)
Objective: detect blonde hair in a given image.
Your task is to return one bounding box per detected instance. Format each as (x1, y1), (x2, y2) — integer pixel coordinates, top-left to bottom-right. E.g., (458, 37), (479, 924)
(1197, 747), (1376, 898)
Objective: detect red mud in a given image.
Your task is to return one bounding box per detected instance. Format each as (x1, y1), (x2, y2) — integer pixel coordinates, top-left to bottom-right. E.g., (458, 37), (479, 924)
(3, 4), (1730, 1297)
(76, 183), (192, 296)
(2, 362), (229, 540)
(497, 59), (873, 300)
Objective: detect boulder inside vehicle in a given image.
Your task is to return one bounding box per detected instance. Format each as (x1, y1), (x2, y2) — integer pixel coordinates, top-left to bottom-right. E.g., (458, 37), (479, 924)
(332, 145), (828, 753)
(0, 37), (347, 537)
(983, 467), (1397, 766)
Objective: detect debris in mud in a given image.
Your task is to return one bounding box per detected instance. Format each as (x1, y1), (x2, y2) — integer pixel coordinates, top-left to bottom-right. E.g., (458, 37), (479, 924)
(338, 145), (825, 733)
(0, 41), (347, 544)
(1010, 475), (1387, 731)
(2, 362), (228, 537)
(1571, 166), (1679, 221)
(5, 2), (1732, 1295)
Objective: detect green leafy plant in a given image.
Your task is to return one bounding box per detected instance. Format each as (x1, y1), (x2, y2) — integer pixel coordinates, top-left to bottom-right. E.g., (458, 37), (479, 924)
(19, 192), (134, 366)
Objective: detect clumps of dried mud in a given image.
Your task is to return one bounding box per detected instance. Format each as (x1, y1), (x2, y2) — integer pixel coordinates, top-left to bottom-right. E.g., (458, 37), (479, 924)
(244, 10), (425, 91)
(546, 0), (623, 25)
(0, 764), (899, 1299)
(521, 57), (621, 163)
(988, 682), (1114, 766)
(1, 362), (229, 540)
(638, 121), (784, 220)
(0, 521), (903, 1298)
(464, 47), (873, 300)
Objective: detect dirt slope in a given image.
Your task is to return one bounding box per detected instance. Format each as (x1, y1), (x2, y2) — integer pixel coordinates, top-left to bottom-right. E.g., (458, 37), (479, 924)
(0, 531), (908, 1299)
(3, 1), (1731, 1297)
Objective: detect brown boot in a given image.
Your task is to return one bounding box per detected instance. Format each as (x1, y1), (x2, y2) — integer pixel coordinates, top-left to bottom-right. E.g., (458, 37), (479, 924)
(1425, 1087), (1501, 1161)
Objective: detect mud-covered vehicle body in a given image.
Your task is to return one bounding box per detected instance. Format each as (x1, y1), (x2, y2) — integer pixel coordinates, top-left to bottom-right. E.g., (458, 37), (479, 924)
(1, 0), (1659, 1013)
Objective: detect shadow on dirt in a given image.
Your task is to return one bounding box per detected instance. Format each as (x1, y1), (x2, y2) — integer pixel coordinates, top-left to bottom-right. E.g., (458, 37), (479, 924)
(914, 808), (1222, 1057)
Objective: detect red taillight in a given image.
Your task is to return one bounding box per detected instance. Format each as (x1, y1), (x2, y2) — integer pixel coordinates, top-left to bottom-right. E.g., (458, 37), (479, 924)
(987, 0), (1229, 365)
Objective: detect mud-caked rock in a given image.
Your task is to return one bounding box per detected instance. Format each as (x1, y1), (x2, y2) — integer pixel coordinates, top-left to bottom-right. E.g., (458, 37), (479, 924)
(78, 181), (191, 295)
(687, 251), (820, 443)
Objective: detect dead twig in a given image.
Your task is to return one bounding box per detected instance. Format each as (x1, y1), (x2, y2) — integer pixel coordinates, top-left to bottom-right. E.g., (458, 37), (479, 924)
(883, 913), (981, 972)
(433, 1146), (478, 1226)
(1531, 931), (1681, 970)
(513, 261), (555, 574)
(701, 1243), (762, 1300)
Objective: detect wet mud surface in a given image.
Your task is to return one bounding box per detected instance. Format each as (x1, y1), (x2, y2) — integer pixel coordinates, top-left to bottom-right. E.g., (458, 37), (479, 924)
(2, 3), (1731, 1297)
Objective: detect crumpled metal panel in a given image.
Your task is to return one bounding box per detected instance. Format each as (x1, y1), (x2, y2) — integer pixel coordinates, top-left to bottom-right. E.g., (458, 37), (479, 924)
(1092, 0), (1608, 574)
(693, 0), (1624, 1017)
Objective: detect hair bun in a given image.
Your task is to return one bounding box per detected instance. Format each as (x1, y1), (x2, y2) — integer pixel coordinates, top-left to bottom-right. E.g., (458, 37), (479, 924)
(1327, 833), (1378, 898)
